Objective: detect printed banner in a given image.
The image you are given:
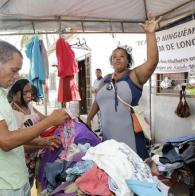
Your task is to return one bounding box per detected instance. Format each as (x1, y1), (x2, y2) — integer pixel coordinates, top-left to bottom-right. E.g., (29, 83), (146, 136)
(135, 20), (195, 73)
(155, 20), (195, 73)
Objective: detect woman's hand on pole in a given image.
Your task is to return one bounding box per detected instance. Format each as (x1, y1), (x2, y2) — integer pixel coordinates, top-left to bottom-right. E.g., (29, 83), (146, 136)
(139, 13), (162, 33)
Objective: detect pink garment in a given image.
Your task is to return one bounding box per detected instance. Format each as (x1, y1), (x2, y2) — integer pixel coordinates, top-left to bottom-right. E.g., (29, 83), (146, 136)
(56, 38), (79, 77)
(59, 119), (76, 160)
(75, 164), (112, 196)
(58, 76), (81, 103)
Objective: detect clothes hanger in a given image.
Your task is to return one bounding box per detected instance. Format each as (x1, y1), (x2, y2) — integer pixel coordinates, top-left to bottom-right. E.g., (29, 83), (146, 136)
(82, 38), (91, 51)
(71, 38), (91, 51)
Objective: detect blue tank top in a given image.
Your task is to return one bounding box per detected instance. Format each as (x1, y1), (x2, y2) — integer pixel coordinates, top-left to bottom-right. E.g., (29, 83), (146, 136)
(103, 70), (142, 106)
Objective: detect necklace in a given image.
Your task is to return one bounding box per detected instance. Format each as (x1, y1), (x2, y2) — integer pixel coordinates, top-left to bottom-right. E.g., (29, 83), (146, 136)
(12, 102), (31, 115)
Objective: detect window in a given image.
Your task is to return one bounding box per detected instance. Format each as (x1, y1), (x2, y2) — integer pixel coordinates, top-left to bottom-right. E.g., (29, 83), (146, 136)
(156, 72), (188, 96)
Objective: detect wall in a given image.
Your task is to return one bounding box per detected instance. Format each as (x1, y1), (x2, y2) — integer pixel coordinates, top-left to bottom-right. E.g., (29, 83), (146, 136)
(140, 84), (195, 143)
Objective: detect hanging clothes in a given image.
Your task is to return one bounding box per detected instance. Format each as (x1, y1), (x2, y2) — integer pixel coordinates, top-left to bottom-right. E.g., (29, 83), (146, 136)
(56, 38), (79, 77)
(56, 38), (80, 102)
(40, 40), (49, 79)
(58, 76), (81, 102)
(25, 36), (45, 98)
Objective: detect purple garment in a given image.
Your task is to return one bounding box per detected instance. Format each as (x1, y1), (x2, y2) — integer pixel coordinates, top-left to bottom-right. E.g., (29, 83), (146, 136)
(74, 122), (101, 146)
(44, 152), (84, 191)
(38, 146), (63, 190)
(38, 121), (100, 191)
(66, 152), (85, 169)
(39, 149), (84, 191)
(38, 128), (63, 190)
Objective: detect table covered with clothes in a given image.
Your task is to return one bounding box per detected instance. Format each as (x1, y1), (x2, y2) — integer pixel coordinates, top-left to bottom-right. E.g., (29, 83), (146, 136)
(35, 116), (165, 196)
(148, 134), (195, 195)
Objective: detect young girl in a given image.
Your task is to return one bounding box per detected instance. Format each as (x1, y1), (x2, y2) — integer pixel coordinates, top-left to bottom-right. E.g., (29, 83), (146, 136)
(8, 78), (61, 187)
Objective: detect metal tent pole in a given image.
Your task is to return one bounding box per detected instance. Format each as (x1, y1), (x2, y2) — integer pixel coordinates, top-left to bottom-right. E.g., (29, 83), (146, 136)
(149, 78), (153, 143)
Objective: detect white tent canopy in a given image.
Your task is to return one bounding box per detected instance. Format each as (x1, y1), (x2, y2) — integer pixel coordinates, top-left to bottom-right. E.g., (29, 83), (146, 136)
(0, 0), (194, 35)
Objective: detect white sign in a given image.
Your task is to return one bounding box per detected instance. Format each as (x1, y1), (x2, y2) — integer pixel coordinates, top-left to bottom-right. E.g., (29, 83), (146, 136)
(155, 20), (195, 73)
(135, 20), (195, 73)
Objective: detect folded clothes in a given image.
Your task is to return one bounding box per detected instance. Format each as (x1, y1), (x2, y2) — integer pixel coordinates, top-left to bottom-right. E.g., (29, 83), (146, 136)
(161, 144), (183, 164)
(180, 142), (195, 164)
(166, 134), (195, 144)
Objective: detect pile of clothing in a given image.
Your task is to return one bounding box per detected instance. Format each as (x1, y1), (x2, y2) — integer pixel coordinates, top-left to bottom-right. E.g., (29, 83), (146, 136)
(37, 117), (163, 196)
(149, 134), (195, 195)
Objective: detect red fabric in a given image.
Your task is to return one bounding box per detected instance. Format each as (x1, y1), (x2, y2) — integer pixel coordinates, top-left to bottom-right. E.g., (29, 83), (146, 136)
(40, 125), (59, 137)
(44, 84), (49, 94)
(58, 76), (81, 103)
(56, 38), (79, 77)
(75, 164), (112, 196)
(152, 172), (178, 187)
(56, 38), (80, 102)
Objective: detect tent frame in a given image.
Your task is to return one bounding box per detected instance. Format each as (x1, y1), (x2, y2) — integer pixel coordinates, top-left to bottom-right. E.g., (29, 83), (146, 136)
(0, 0), (195, 36)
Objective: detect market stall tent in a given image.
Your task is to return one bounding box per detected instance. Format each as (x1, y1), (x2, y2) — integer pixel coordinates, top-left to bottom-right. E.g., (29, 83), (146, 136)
(0, 0), (194, 35)
(0, 0), (195, 143)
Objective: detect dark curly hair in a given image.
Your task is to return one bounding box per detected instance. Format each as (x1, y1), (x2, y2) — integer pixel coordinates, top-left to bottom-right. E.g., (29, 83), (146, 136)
(31, 85), (39, 103)
(110, 47), (133, 68)
(8, 79), (30, 107)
